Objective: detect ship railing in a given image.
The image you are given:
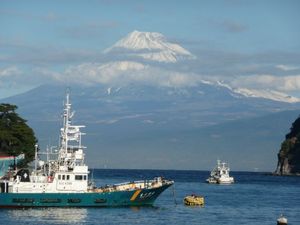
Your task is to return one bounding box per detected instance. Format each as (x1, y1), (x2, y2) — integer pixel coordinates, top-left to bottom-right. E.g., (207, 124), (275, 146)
(90, 177), (172, 193)
(30, 175), (48, 183)
(106, 177), (168, 190)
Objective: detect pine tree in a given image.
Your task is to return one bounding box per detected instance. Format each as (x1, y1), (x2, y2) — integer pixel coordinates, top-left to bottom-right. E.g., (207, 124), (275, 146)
(0, 103), (37, 166)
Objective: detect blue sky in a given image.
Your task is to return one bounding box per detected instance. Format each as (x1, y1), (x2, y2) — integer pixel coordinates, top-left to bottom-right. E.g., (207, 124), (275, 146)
(0, 0), (300, 98)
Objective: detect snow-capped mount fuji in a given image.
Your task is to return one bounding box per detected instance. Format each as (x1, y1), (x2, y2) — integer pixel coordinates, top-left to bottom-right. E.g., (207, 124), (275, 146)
(104, 30), (195, 63)
(100, 30), (300, 103)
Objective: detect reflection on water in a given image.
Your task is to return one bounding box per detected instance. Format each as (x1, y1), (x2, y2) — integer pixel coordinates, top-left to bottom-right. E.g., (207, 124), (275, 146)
(8, 208), (88, 224)
(129, 206), (159, 212)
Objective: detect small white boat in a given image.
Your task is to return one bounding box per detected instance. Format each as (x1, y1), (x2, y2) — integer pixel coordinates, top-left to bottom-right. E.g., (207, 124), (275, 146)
(277, 215), (288, 225)
(206, 160), (234, 184)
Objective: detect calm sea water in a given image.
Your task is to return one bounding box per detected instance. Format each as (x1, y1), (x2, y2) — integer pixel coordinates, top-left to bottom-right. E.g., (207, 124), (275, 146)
(0, 169), (299, 225)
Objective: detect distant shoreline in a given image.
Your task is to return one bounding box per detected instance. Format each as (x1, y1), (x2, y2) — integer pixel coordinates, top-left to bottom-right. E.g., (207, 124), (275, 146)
(90, 168), (271, 174)
(270, 172), (300, 177)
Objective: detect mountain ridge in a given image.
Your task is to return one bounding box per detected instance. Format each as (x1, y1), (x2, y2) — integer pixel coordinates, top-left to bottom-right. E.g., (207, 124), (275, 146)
(2, 83), (300, 170)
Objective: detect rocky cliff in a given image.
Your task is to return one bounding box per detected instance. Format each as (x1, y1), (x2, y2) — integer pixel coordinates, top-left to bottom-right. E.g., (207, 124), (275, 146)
(274, 115), (300, 175)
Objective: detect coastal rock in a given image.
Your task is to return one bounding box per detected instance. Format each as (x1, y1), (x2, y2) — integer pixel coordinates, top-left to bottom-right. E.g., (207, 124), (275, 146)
(274, 116), (300, 175)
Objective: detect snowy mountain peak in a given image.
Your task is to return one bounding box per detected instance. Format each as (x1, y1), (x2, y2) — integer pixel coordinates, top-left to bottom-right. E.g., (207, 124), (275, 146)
(213, 81), (300, 103)
(233, 88), (300, 103)
(104, 30), (196, 63)
(115, 30), (167, 50)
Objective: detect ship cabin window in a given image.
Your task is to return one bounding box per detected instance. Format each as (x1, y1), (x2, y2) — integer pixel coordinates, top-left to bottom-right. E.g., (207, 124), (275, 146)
(75, 175), (83, 180)
(74, 175), (87, 181)
(58, 174), (70, 180)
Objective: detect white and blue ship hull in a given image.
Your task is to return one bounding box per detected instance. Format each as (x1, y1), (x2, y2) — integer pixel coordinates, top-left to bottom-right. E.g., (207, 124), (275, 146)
(0, 181), (172, 208)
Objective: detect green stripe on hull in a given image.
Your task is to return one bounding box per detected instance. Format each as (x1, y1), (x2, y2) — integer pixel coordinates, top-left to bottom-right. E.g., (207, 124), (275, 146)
(0, 184), (171, 208)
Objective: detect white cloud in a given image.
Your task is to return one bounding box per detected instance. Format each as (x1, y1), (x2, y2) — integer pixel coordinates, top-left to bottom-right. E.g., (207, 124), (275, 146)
(230, 74), (300, 92)
(58, 61), (200, 88)
(33, 67), (62, 81)
(0, 66), (21, 77)
(34, 61), (300, 103)
(2, 60), (299, 103)
(281, 75), (300, 91)
(0, 66), (37, 99)
(276, 64), (299, 71)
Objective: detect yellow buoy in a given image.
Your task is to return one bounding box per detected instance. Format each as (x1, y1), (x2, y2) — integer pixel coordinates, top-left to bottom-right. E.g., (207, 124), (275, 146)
(184, 195), (204, 206)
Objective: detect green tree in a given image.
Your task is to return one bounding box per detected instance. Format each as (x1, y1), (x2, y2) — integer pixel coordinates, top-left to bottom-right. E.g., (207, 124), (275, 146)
(277, 115), (300, 174)
(0, 103), (37, 166)
(286, 116), (300, 139)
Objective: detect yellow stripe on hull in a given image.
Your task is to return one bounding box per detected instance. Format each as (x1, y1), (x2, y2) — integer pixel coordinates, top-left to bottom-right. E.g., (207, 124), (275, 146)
(130, 190), (142, 201)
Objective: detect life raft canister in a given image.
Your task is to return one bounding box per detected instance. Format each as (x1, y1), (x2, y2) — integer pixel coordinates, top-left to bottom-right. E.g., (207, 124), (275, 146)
(47, 176), (54, 183)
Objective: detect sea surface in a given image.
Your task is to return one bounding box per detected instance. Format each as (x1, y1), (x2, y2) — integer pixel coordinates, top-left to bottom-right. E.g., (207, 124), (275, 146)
(0, 169), (299, 225)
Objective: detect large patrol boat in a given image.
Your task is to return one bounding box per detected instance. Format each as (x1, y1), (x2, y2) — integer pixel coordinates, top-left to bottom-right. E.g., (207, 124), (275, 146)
(206, 160), (234, 184)
(0, 93), (173, 207)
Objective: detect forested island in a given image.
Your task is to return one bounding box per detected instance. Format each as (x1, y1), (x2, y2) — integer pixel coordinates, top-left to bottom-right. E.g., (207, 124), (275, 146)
(275, 115), (300, 175)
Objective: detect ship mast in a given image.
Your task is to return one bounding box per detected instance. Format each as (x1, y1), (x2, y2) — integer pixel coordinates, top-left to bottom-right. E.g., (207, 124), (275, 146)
(58, 91), (86, 170)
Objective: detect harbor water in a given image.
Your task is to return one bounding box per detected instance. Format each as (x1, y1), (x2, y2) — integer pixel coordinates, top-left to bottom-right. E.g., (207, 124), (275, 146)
(0, 169), (299, 225)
